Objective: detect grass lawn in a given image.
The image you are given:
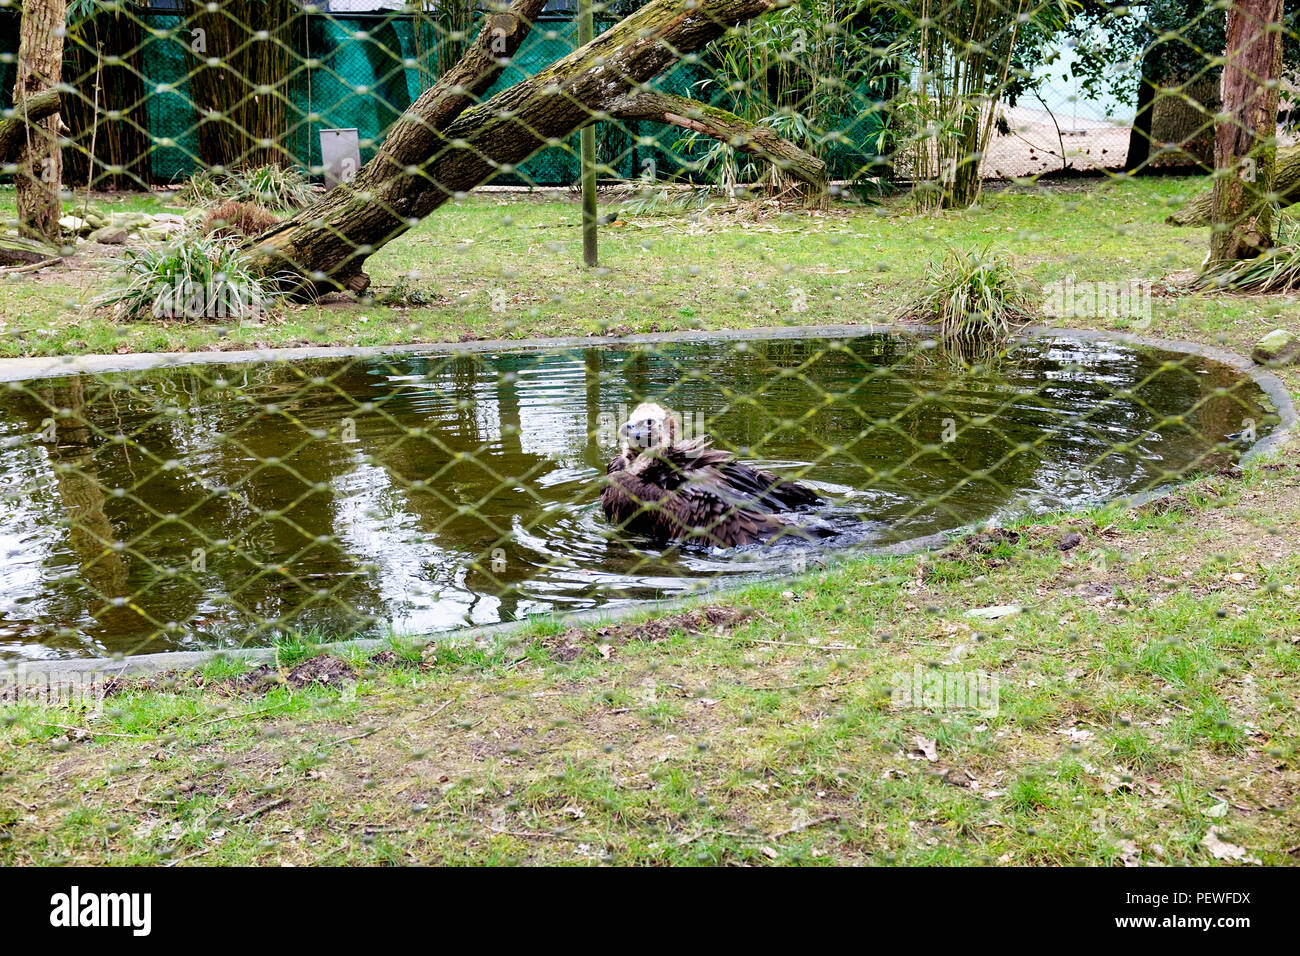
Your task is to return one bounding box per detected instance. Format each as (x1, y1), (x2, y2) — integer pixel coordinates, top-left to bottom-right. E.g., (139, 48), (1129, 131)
(0, 177), (1297, 865)
(1, 177), (1296, 357)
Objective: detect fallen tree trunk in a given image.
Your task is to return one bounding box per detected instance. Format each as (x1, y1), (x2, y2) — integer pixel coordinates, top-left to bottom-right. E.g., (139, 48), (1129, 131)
(245, 0), (787, 297)
(608, 91), (827, 193)
(1168, 144), (1300, 226)
(0, 235), (61, 267)
(0, 89), (61, 164)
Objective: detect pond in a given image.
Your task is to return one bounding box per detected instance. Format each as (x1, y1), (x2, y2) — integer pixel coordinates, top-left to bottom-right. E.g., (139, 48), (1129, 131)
(0, 331), (1282, 660)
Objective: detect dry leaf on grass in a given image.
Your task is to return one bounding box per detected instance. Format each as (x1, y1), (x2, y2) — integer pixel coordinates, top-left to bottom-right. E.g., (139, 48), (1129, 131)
(911, 736), (938, 761)
(1201, 827), (1260, 864)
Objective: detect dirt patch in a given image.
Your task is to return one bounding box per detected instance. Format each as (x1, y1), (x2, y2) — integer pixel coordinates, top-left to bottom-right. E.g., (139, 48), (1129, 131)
(99, 653), (360, 700)
(541, 605), (752, 662)
(1057, 530), (1084, 551)
(935, 528), (1021, 567)
(1135, 492), (1191, 518)
(231, 655), (356, 693)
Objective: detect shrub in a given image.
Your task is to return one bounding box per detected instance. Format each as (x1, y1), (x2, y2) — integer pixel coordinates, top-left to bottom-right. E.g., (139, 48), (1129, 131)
(177, 164), (316, 210)
(93, 237), (277, 322)
(237, 163), (316, 209)
(1197, 244), (1300, 294)
(203, 200), (280, 239)
(899, 246), (1036, 353)
(176, 168), (227, 206)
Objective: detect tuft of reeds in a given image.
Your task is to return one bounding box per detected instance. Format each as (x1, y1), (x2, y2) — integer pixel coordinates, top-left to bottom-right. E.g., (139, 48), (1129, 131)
(178, 165), (315, 211)
(899, 246), (1037, 354)
(1197, 244), (1300, 294)
(92, 237), (277, 322)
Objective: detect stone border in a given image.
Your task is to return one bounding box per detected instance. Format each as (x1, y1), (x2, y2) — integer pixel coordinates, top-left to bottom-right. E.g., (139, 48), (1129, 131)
(3, 324), (1293, 678)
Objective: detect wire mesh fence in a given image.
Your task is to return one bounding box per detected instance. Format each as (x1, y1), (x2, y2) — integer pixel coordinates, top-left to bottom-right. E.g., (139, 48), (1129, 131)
(0, 0), (1297, 867)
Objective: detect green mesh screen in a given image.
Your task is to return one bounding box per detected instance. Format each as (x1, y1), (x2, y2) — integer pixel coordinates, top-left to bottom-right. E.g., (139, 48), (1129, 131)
(1, 8), (885, 186)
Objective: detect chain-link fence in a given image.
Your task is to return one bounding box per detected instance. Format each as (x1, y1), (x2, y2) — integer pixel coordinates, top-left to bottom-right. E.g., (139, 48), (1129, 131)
(0, 0), (1297, 867)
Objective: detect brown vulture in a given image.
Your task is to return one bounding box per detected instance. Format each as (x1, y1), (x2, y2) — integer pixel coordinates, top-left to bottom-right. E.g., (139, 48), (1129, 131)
(601, 402), (823, 548)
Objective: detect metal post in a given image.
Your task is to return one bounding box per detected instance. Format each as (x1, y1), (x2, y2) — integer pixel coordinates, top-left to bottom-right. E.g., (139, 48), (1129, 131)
(579, 0), (598, 267)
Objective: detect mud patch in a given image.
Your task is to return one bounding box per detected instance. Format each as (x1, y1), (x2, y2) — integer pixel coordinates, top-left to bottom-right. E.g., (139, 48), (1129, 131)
(95, 652), (386, 701)
(1135, 492), (1190, 517)
(542, 606), (751, 662)
(943, 528), (1020, 559)
(232, 655), (356, 693)
(926, 528), (1024, 578)
(365, 650), (410, 669)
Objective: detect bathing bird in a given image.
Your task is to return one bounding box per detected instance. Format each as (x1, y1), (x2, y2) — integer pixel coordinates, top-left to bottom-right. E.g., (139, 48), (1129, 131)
(601, 402), (822, 547)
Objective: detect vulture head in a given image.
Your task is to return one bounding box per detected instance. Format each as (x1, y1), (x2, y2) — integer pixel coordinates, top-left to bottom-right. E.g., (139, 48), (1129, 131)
(619, 402), (678, 454)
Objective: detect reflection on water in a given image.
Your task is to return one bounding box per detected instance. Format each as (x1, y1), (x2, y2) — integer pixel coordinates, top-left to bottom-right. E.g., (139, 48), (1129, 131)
(0, 333), (1277, 659)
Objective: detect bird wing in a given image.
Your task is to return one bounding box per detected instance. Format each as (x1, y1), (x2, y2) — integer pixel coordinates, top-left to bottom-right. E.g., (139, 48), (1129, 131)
(604, 453), (775, 547)
(670, 481), (779, 548)
(605, 439), (821, 547)
(662, 438), (822, 510)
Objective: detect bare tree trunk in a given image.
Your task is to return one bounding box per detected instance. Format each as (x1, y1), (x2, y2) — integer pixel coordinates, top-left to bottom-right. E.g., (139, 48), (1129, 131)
(1124, 49), (1157, 173)
(1209, 0), (1285, 264)
(1150, 75), (1219, 170)
(12, 0), (67, 245)
(244, 0), (790, 298)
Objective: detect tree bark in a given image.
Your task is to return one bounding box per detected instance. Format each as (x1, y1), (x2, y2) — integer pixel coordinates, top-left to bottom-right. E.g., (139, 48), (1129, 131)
(608, 91), (827, 193)
(12, 0), (67, 245)
(1208, 0), (1285, 263)
(1124, 49), (1157, 173)
(245, 0), (783, 298)
(0, 89), (61, 164)
(1168, 144), (1300, 225)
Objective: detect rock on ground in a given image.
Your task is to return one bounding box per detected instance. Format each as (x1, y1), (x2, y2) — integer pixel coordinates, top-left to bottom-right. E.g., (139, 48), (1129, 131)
(1252, 329), (1300, 367)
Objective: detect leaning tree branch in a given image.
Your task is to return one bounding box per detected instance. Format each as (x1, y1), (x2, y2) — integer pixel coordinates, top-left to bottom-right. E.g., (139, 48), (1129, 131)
(245, 0), (783, 298)
(0, 89), (61, 165)
(245, 0), (549, 295)
(369, 0), (550, 179)
(1168, 144), (1300, 226)
(607, 90), (827, 192)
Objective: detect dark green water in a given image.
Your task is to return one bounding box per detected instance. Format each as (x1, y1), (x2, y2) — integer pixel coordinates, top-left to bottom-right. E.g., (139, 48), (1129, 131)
(0, 333), (1278, 660)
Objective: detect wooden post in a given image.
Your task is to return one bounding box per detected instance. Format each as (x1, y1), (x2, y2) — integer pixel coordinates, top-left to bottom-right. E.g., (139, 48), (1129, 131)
(1208, 0), (1285, 263)
(579, 0), (598, 267)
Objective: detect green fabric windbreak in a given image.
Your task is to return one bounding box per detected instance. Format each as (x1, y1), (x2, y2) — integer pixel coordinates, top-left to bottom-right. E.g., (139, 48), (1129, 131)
(139, 15), (197, 184)
(0, 9), (884, 187)
(126, 12), (640, 186)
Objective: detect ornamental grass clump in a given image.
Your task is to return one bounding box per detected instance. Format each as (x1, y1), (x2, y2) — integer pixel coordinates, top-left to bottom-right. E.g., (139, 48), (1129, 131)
(900, 246), (1037, 354)
(93, 237), (277, 322)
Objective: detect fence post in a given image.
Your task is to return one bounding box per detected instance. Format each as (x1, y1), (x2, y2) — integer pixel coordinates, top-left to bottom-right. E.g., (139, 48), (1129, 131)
(579, 0), (598, 267)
